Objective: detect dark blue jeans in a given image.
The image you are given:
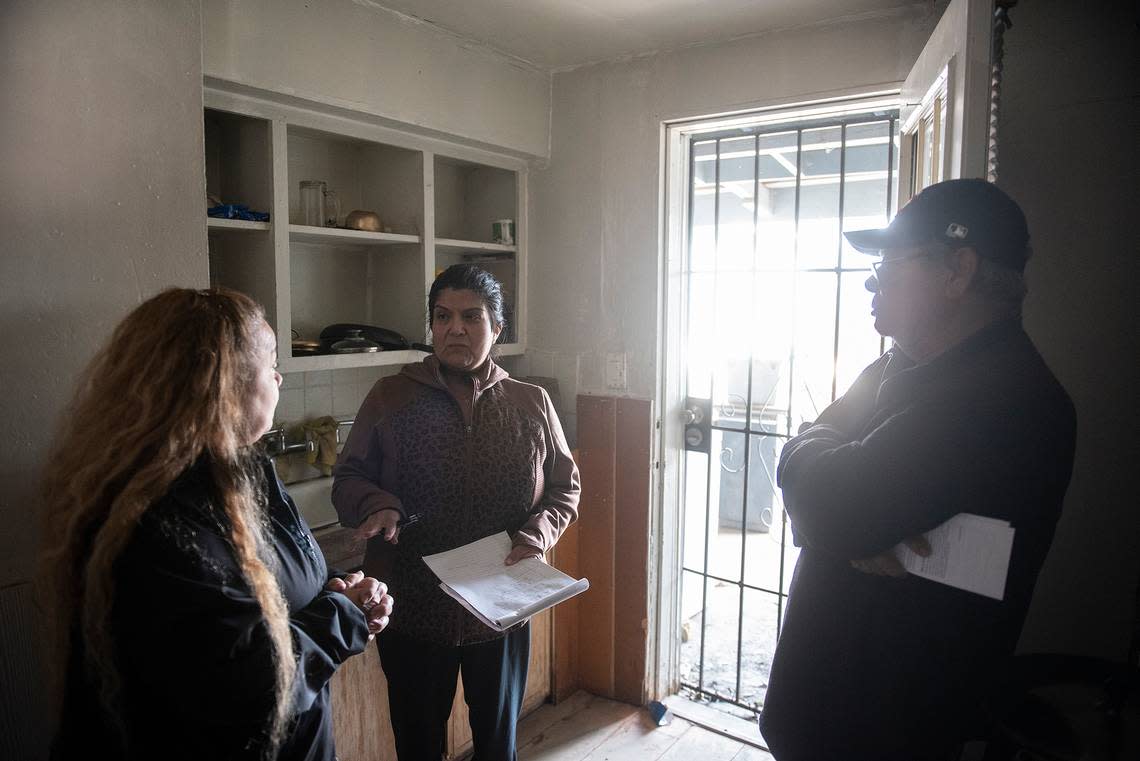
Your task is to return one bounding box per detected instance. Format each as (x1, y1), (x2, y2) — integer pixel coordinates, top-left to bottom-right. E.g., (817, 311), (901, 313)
(377, 622), (530, 761)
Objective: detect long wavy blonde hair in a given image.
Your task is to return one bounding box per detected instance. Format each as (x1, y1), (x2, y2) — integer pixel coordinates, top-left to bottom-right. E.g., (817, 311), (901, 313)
(38, 287), (295, 757)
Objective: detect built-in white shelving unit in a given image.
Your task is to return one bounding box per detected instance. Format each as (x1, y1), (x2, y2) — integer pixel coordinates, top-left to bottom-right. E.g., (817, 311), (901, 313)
(203, 83), (527, 373)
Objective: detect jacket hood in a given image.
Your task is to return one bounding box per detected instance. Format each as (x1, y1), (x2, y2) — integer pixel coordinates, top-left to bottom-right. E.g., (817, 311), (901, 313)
(400, 353), (510, 392)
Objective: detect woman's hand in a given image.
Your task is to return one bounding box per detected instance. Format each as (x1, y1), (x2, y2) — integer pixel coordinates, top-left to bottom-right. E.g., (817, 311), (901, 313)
(326, 571), (394, 639)
(504, 544), (544, 566)
(355, 508), (402, 544)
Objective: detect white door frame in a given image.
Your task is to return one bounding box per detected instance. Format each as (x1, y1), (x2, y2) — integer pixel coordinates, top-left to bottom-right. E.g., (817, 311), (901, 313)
(650, 92), (904, 701)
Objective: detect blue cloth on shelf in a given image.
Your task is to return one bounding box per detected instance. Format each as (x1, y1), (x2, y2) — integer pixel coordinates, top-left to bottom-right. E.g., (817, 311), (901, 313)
(207, 204), (270, 222)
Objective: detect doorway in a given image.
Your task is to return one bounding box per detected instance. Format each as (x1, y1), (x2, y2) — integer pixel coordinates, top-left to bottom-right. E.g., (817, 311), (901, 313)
(659, 100), (899, 722)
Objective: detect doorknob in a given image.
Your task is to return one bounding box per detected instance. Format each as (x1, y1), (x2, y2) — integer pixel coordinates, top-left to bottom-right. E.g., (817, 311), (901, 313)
(682, 397), (711, 453)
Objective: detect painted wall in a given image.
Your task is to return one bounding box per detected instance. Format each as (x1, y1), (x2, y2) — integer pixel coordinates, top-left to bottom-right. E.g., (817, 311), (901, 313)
(1001, 0), (1139, 660)
(526, 6), (936, 433)
(201, 0), (551, 158)
(0, 2), (205, 756)
(0, 0), (207, 591)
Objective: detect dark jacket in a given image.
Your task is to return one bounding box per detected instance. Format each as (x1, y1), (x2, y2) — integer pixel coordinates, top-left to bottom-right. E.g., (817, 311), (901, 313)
(759, 319), (1076, 760)
(332, 355), (580, 646)
(52, 456), (370, 761)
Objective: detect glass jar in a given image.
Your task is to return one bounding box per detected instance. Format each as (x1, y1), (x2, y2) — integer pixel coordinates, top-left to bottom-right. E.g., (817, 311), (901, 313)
(299, 180), (326, 227)
(323, 189), (341, 228)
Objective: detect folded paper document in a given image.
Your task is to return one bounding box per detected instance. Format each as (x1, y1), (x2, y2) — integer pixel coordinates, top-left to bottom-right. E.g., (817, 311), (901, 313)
(894, 513), (1015, 600)
(422, 532), (590, 632)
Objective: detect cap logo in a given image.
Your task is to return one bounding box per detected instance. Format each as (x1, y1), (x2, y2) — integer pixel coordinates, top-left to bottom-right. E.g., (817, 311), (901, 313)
(945, 223), (969, 240)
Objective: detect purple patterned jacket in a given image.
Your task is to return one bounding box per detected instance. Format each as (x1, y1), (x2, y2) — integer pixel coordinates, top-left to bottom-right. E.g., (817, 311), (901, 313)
(332, 355), (580, 645)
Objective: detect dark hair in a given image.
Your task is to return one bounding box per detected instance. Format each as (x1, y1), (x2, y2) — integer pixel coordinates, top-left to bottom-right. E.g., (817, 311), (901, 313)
(428, 264), (506, 330)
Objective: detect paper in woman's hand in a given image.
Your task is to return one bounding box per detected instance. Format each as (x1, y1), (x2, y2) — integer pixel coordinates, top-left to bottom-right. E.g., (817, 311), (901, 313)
(422, 532), (589, 631)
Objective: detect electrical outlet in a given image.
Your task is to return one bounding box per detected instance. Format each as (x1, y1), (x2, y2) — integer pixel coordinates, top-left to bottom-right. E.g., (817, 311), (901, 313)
(605, 352), (627, 390)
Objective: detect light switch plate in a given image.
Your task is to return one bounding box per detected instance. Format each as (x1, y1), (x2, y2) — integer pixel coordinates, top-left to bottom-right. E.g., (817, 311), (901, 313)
(605, 352), (627, 390)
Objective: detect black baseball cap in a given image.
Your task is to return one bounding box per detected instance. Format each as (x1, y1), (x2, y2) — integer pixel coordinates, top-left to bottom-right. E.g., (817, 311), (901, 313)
(844, 178), (1030, 272)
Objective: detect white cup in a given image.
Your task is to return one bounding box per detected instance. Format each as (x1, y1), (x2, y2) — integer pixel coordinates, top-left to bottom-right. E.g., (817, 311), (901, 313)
(492, 219), (515, 245)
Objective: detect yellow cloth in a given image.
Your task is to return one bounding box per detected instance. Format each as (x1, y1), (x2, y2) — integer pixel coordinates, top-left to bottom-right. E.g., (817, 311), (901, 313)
(304, 416), (340, 477)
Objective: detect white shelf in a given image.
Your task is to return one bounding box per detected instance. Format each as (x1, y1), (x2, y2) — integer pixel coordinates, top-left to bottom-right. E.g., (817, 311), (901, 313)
(289, 225), (421, 247)
(207, 217), (271, 232)
(436, 238), (516, 253)
(280, 348), (428, 373)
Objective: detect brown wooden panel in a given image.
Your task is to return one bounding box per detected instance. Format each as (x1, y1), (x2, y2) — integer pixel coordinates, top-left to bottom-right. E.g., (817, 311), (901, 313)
(575, 395), (617, 697)
(330, 643), (397, 760)
(613, 397), (652, 705)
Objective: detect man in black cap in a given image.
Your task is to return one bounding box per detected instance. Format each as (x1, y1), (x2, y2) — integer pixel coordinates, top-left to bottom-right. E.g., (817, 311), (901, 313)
(758, 179), (1076, 759)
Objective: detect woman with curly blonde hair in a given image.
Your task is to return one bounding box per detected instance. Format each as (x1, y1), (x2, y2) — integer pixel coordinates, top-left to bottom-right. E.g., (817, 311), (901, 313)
(40, 287), (393, 760)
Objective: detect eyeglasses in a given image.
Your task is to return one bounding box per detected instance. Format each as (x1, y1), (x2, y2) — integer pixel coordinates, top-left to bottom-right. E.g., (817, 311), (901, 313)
(870, 250), (938, 279)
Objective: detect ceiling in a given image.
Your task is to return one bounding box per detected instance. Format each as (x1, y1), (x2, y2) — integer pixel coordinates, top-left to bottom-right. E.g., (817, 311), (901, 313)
(376, 0), (928, 71)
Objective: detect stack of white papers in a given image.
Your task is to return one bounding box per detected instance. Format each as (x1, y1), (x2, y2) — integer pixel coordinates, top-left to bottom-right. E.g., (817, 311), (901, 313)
(894, 513), (1015, 600)
(422, 532), (590, 632)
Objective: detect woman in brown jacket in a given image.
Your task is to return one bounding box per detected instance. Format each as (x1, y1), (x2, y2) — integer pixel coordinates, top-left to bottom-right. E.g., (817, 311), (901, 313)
(332, 264), (580, 761)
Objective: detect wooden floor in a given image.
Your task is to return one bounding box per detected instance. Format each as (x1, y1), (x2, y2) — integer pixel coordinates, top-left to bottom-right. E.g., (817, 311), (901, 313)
(517, 691), (774, 761)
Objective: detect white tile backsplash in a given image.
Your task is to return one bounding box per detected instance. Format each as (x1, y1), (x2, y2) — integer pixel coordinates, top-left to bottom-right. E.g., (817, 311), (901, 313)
(578, 351), (603, 392)
(499, 352), (528, 377)
(304, 370), (332, 388)
(561, 411), (578, 450)
(332, 377), (364, 417)
(303, 383), (332, 418)
(553, 353), (580, 409)
(274, 387), (305, 426)
(528, 349), (555, 378)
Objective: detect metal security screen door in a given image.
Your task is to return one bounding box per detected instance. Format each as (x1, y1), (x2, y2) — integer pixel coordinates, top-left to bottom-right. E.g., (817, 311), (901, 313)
(673, 107), (898, 717)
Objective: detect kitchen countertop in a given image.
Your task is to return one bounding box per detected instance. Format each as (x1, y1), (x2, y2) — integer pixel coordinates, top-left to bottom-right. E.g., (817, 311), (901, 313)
(283, 475), (366, 570)
(314, 523), (364, 571)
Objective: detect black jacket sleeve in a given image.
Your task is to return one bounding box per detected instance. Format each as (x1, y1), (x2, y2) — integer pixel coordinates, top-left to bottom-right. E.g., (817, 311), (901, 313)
(777, 373), (1068, 560)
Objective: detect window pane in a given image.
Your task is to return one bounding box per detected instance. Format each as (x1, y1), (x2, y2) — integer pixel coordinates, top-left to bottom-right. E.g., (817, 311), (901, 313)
(743, 434), (786, 593)
(841, 120), (893, 266)
(756, 130), (799, 271)
(750, 270), (794, 435)
(710, 271), (757, 431)
(791, 272), (838, 429)
(708, 429), (746, 582)
(699, 576), (742, 699)
(717, 135), (757, 272)
(686, 272), (715, 398)
(741, 589), (781, 710)
(682, 449), (710, 572)
(691, 140), (718, 272)
(679, 568), (706, 687)
(836, 272), (883, 394)
(796, 126), (843, 270)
